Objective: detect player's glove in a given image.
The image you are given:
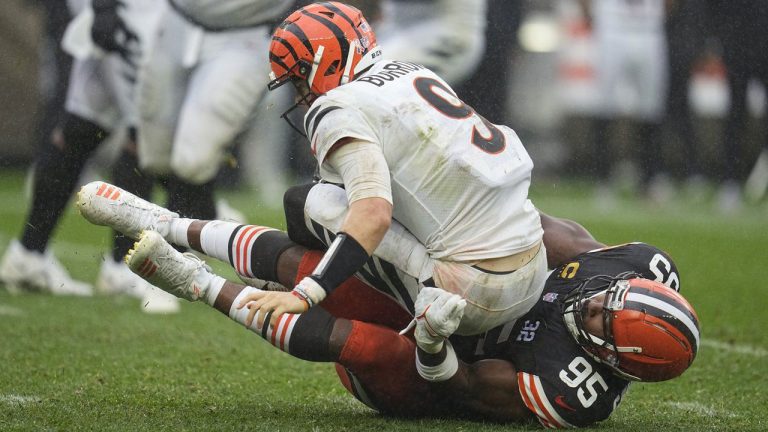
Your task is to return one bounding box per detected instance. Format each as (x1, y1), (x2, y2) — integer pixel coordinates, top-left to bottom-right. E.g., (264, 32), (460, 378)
(413, 287), (466, 353)
(91, 0), (139, 66)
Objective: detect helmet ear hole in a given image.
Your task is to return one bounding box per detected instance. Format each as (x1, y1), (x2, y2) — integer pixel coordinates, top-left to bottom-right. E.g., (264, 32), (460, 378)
(324, 60), (340, 76)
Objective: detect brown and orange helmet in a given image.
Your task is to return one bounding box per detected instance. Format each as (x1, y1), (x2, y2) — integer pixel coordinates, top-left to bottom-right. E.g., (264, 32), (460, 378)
(563, 275), (700, 382)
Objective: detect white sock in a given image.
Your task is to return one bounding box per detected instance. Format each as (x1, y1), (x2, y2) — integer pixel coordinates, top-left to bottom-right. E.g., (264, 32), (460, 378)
(229, 287), (269, 332)
(203, 274), (226, 306)
(166, 218), (193, 248)
(199, 220), (241, 262)
(227, 286), (301, 352)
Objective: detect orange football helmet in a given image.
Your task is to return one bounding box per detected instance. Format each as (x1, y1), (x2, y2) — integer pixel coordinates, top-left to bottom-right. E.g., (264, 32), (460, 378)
(563, 275), (700, 382)
(268, 2), (382, 98)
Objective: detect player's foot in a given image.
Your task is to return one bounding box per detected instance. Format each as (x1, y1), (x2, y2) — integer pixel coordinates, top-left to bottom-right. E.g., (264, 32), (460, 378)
(716, 180), (743, 215)
(97, 257), (181, 313)
(97, 257), (153, 298)
(140, 287), (182, 314)
(645, 173), (675, 207)
(745, 148), (768, 203)
(125, 231), (212, 302)
(76, 181), (178, 239)
(0, 240), (92, 296)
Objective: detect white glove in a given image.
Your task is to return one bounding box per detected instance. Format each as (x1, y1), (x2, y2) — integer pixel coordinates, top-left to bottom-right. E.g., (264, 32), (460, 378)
(413, 287), (467, 353)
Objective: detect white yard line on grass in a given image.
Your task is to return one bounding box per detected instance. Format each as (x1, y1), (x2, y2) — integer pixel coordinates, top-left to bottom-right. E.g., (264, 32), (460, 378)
(665, 401), (737, 419)
(702, 339), (768, 357)
(0, 394), (40, 406)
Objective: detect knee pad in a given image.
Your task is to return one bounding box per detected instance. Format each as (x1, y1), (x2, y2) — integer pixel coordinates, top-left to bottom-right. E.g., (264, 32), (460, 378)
(284, 183), (327, 250)
(170, 151), (220, 185)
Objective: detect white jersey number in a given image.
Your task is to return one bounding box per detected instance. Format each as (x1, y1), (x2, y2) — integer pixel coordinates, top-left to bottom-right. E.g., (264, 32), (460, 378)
(559, 357), (609, 408)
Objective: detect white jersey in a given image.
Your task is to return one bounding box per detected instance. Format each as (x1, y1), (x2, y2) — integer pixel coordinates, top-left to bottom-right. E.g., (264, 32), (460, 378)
(168, 0), (293, 30)
(306, 60), (543, 262)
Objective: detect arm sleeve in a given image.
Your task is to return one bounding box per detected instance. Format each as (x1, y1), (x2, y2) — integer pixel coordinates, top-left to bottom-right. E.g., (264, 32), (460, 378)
(326, 139), (393, 205)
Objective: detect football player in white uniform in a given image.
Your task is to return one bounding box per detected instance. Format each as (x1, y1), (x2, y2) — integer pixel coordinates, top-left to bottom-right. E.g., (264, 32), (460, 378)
(237, 2), (546, 336)
(375, 0), (487, 86)
(134, 0), (294, 224)
(0, 0), (166, 300)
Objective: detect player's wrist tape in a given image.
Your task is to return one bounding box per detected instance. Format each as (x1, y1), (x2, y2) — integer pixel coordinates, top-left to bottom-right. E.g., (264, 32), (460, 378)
(292, 277), (325, 308)
(290, 290), (311, 311)
(416, 341), (458, 382)
(310, 232), (369, 295)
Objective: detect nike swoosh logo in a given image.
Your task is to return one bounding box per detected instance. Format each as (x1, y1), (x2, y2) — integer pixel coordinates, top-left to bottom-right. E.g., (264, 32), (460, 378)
(555, 395), (576, 412)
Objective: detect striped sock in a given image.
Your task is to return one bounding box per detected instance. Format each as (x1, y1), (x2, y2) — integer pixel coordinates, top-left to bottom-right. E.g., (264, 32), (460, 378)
(199, 220), (241, 262)
(221, 225), (280, 279)
(229, 287), (301, 354)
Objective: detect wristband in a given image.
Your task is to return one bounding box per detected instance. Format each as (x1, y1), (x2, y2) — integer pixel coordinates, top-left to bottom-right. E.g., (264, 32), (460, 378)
(290, 290), (311, 311)
(310, 232), (369, 295)
(293, 277), (326, 307)
(416, 341), (459, 382)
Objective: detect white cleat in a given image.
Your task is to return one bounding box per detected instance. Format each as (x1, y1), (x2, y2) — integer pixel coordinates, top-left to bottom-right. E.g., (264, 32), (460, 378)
(76, 181), (178, 239)
(140, 287), (181, 314)
(125, 231), (211, 302)
(0, 240), (93, 296)
(96, 257), (154, 299)
(97, 257), (180, 313)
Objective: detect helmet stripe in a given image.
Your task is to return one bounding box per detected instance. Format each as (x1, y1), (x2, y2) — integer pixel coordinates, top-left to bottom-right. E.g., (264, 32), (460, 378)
(269, 52), (291, 75)
(625, 293), (700, 354)
(272, 36), (300, 63)
(629, 286), (699, 330)
(318, 2), (363, 40)
(282, 22), (315, 57)
(301, 10), (350, 78)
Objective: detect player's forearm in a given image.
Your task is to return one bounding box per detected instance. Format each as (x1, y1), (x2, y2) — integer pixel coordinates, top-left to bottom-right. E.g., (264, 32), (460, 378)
(418, 345), (530, 422)
(340, 197), (392, 254)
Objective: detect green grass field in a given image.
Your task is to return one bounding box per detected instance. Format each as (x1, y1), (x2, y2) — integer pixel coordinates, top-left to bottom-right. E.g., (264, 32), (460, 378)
(1, 168), (766, 431)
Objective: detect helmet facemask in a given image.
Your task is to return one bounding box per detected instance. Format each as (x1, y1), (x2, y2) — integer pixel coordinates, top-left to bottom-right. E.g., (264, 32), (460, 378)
(562, 273), (644, 381)
(267, 2), (382, 138)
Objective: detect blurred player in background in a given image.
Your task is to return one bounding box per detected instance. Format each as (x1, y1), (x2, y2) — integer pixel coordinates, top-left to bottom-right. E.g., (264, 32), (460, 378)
(0, 0), (169, 305)
(375, 0), (487, 86)
(133, 0), (294, 226)
(705, 0), (768, 211)
(76, 180), (699, 427)
(579, 0), (672, 205)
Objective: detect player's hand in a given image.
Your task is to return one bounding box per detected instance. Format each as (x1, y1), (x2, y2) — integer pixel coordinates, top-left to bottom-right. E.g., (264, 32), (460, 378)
(91, 0), (140, 66)
(236, 290), (309, 329)
(413, 287), (466, 353)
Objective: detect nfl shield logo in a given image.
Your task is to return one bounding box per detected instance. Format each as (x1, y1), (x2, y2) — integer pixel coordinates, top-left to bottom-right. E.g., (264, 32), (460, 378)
(543, 292), (558, 303)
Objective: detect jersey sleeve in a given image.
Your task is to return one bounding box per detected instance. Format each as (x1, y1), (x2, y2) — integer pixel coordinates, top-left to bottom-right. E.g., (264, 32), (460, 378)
(517, 370), (625, 429)
(517, 372), (576, 429)
(304, 96), (379, 164)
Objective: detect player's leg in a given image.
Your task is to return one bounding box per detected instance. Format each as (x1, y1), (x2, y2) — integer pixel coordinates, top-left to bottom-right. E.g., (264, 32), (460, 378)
(0, 113), (101, 296)
(124, 231), (434, 415)
(165, 28), (270, 220)
(0, 55), (124, 295)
